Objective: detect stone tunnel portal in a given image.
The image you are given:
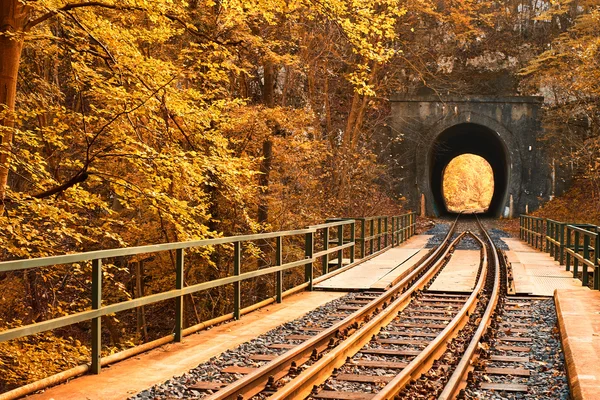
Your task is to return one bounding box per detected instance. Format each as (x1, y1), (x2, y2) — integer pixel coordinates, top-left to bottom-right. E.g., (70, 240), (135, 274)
(429, 123), (509, 217)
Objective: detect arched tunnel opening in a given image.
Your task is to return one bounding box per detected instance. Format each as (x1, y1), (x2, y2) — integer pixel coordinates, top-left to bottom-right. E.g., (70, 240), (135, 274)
(430, 123), (509, 217)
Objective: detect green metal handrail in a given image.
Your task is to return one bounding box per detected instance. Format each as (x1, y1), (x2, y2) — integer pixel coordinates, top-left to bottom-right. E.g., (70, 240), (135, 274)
(520, 215), (600, 290)
(0, 214), (418, 375)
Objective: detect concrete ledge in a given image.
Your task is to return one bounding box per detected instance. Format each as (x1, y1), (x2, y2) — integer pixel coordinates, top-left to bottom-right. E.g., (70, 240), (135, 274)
(555, 289), (600, 400)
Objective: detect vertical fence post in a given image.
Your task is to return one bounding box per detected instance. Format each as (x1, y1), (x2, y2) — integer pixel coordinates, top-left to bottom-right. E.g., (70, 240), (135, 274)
(384, 217), (388, 247)
(370, 219), (375, 255)
(566, 227), (572, 271)
(391, 217), (396, 247)
(350, 221), (356, 264)
(519, 216), (523, 240)
(594, 231), (600, 290)
(583, 234), (590, 287)
(377, 218), (382, 251)
(91, 258), (102, 374)
(594, 232), (599, 290)
(337, 224), (343, 270)
(560, 223), (566, 265)
(545, 218), (552, 255)
(305, 231), (314, 290)
(276, 236), (283, 303)
(574, 230), (580, 278)
(322, 227), (329, 275)
(175, 249), (184, 342)
(233, 241), (241, 320)
(360, 219), (366, 258)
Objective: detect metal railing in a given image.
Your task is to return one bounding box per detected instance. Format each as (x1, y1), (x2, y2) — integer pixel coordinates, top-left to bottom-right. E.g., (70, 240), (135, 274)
(520, 215), (600, 290)
(0, 213), (417, 376)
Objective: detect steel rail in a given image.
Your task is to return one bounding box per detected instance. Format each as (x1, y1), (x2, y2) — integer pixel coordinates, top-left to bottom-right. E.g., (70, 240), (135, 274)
(203, 216), (460, 400)
(267, 231), (469, 400)
(368, 230), (489, 400)
(437, 216), (501, 400)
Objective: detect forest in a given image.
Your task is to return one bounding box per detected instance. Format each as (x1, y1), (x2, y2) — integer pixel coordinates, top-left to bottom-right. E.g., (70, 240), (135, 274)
(1, 0), (599, 391)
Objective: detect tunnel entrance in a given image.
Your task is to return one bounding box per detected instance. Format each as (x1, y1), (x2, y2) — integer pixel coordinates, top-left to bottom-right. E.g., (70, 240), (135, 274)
(430, 123), (509, 217)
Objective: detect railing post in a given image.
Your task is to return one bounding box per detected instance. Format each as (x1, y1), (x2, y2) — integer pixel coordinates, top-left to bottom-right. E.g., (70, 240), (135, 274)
(377, 218), (382, 251)
(384, 217), (388, 247)
(566, 227), (571, 271)
(370, 219), (375, 255)
(594, 231), (600, 290)
(337, 224), (343, 270)
(322, 227), (329, 275)
(91, 258), (102, 374)
(546, 218), (552, 255)
(350, 221), (356, 264)
(583, 234), (590, 287)
(276, 236), (283, 303)
(391, 217), (395, 247)
(174, 248), (184, 342)
(305, 231), (314, 290)
(233, 242), (241, 320)
(573, 230), (580, 278)
(560, 223), (566, 265)
(360, 219), (366, 258)
(519, 216), (523, 240)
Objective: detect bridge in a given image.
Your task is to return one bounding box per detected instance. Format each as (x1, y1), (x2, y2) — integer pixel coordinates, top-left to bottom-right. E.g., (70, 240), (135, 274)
(1, 213), (599, 400)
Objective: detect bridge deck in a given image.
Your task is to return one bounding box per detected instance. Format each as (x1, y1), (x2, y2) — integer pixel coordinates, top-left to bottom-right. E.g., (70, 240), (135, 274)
(427, 249), (480, 293)
(504, 238), (588, 296)
(314, 235), (432, 291)
(25, 291), (346, 400)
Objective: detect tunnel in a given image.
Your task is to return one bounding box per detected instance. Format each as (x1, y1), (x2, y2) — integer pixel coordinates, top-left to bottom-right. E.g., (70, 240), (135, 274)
(429, 123), (510, 217)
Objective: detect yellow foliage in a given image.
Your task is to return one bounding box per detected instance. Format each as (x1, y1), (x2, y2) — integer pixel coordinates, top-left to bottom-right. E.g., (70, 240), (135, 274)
(442, 154), (494, 213)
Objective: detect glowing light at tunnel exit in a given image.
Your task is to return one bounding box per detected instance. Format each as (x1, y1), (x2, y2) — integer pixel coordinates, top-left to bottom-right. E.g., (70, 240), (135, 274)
(442, 154), (494, 213)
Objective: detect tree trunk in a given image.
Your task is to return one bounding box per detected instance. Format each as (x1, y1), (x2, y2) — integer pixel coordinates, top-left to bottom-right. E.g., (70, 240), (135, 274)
(0, 1), (28, 215)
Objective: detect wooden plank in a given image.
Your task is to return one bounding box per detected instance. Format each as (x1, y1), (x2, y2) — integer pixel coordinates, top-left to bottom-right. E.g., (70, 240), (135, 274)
(501, 322), (530, 327)
(485, 367), (531, 377)
(500, 328), (529, 334)
(392, 322), (446, 329)
(285, 334), (313, 341)
(479, 382), (528, 392)
(314, 391), (374, 400)
(353, 360), (408, 369)
(421, 298), (465, 304)
(409, 308), (455, 314)
(498, 336), (532, 342)
(222, 366), (257, 374)
(416, 302), (462, 308)
(347, 299), (373, 304)
(376, 338), (429, 345)
(338, 305), (362, 311)
(490, 355), (530, 362)
(187, 381), (226, 391)
(336, 374), (393, 383)
(423, 293), (469, 298)
(504, 312), (532, 318)
(404, 315), (453, 321)
(299, 326), (326, 332)
(361, 348), (421, 356)
(495, 345), (531, 352)
(250, 354), (278, 361)
(384, 331), (439, 338)
(269, 343), (296, 349)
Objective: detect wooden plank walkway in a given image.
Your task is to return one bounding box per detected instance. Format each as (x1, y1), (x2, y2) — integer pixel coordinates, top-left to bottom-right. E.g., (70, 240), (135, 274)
(504, 238), (588, 296)
(314, 235), (432, 291)
(427, 249), (480, 292)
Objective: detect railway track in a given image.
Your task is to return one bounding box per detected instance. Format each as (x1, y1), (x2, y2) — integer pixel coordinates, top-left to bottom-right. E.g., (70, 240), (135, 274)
(182, 216), (505, 400)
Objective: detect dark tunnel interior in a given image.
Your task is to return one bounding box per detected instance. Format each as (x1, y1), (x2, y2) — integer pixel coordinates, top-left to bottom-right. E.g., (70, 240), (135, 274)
(429, 123), (509, 217)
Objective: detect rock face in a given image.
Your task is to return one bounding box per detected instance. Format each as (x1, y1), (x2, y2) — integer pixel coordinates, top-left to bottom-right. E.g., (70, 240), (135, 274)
(384, 95), (571, 217)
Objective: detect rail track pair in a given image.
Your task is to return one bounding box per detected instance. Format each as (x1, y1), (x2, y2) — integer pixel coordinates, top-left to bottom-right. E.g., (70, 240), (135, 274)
(191, 216), (535, 400)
